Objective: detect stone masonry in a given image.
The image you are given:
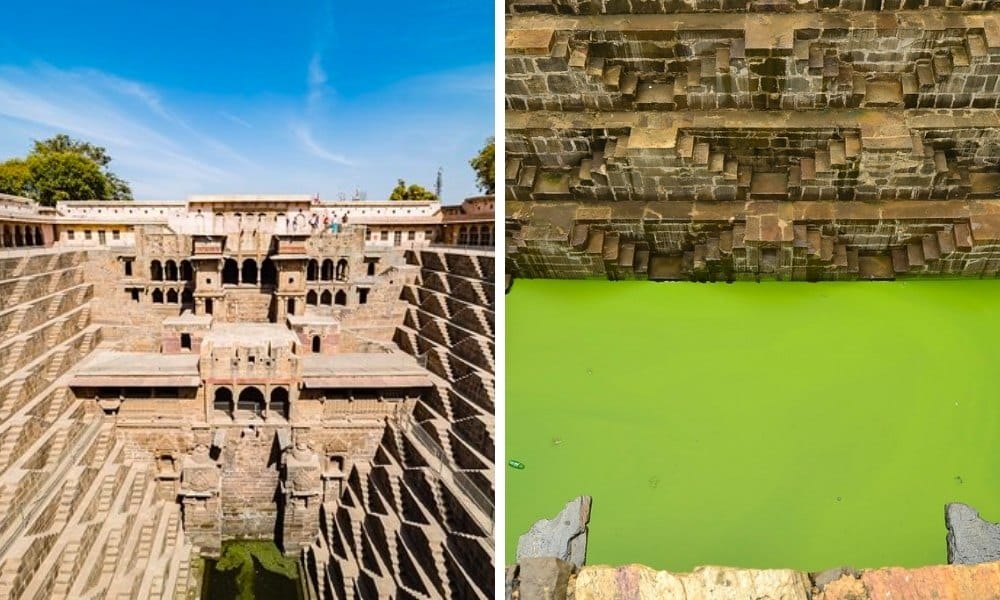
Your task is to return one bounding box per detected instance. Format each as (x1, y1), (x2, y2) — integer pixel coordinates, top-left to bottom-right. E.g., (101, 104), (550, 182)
(506, 4), (1000, 281)
(0, 194), (495, 599)
(304, 247), (496, 599)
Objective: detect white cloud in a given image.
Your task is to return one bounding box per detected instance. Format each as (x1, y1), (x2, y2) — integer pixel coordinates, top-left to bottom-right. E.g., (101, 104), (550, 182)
(291, 122), (356, 167)
(307, 52), (328, 109)
(0, 64), (251, 198)
(219, 111), (252, 128)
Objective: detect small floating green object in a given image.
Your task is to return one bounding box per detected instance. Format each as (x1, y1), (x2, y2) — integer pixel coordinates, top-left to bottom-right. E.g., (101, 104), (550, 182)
(508, 459), (525, 470)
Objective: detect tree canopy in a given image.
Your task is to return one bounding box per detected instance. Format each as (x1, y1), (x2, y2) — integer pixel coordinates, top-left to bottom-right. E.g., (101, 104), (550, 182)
(0, 134), (132, 205)
(389, 179), (438, 201)
(470, 137), (495, 195)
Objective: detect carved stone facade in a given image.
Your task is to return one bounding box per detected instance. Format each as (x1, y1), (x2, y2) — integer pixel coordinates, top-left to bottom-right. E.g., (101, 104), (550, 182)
(506, 4), (1000, 281)
(0, 194), (495, 599)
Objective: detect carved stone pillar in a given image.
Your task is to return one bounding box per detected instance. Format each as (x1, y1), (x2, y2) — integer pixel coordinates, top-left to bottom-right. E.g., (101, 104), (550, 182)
(179, 443), (222, 556)
(280, 441), (322, 554)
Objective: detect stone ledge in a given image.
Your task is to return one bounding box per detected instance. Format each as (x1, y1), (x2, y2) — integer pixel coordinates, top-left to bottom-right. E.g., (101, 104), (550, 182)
(507, 561), (1000, 600)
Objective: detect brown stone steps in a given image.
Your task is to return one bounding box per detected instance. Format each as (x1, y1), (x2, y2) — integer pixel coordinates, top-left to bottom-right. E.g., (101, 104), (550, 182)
(0, 279), (89, 341)
(452, 371), (494, 415)
(419, 289), (451, 320)
(0, 303), (91, 380)
(1, 265), (84, 311)
(132, 503), (181, 600)
(416, 384), (455, 425)
(0, 420), (26, 472)
(907, 239), (927, 269)
(451, 304), (494, 339)
(49, 536), (86, 599)
(0, 419), (106, 594)
(442, 539), (491, 600)
(442, 252), (485, 281)
(0, 325), (100, 423)
(90, 529), (123, 598)
(168, 546), (194, 600)
(451, 337), (494, 374)
(51, 479), (79, 533)
(393, 326), (420, 356)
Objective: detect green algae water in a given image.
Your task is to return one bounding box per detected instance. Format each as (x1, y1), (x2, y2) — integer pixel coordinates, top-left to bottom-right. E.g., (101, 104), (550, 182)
(507, 279), (1000, 572)
(201, 541), (303, 600)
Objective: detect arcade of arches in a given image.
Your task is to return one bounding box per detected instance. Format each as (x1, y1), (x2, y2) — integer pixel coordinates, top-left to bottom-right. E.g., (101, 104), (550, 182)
(1, 223), (46, 248)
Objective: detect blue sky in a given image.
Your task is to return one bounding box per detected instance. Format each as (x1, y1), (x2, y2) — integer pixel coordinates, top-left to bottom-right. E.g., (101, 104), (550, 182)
(0, 1), (494, 203)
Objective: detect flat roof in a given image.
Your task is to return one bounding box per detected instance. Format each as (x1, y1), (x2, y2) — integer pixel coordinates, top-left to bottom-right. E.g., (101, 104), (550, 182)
(71, 351), (200, 387)
(301, 352), (431, 388)
(202, 323), (298, 348)
(287, 314), (339, 327)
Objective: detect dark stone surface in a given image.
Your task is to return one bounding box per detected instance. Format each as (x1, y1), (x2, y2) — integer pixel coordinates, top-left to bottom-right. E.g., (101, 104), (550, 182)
(945, 502), (1000, 565)
(506, 564), (519, 600)
(518, 557), (572, 600)
(812, 566), (860, 591)
(516, 496), (592, 568)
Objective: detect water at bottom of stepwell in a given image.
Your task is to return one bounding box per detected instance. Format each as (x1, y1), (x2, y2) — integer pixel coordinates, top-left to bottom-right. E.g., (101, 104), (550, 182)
(506, 279), (1000, 571)
(201, 540), (302, 600)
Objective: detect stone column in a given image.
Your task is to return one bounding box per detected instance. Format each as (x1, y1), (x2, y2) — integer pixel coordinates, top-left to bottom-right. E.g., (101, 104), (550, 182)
(280, 441), (322, 555)
(179, 443), (223, 556)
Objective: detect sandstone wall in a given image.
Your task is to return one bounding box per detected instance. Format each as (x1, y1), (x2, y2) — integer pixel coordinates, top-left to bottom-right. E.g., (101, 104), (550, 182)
(507, 560), (1000, 600)
(305, 247), (496, 600)
(0, 248), (196, 599)
(506, 6), (1000, 281)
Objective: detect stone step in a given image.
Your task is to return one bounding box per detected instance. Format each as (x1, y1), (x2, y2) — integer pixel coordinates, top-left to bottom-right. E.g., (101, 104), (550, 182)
(891, 246), (910, 273)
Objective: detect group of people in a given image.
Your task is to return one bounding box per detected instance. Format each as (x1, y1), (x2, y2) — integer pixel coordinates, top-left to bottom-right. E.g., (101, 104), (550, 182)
(308, 211), (349, 234)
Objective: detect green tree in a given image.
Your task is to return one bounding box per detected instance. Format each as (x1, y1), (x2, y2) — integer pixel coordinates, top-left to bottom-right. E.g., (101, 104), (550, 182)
(0, 134), (133, 205)
(470, 137), (494, 194)
(33, 134), (113, 166)
(0, 159), (31, 197)
(26, 153), (110, 206)
(389, 178), (437, 200)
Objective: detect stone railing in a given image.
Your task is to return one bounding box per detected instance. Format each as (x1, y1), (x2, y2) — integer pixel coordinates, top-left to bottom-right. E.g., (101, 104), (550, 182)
(397, 412), (494, 530)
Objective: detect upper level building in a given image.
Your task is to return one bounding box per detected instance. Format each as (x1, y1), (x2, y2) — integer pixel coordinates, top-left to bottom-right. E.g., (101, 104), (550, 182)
(0, 193), (495, 252)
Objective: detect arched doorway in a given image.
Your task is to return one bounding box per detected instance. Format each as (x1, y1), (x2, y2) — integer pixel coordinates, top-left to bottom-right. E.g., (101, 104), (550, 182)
(335, 290), (347, 306)
(152, 289), (164, 303)
(237, 387), (264, 419)
(286, 298), (295, 316)
(205, 298), (214, 315)
(321, 259), (334, 281)
(306, 290), (318, 305)
(242, 259), (258, 285)
(179, 260), (193, 281)
(222, 259), (239, 284)
(181, 288), (194, 306)
(469, 227), (480, 246)
(312, 335), (321, 353)
(214, 387), (233, 415)
(261, 258), (277, 286)
(165, 260), (178, 281)
(150, 260), (163, 281)
(270, 387), (289, 419)
(166, 289), (179, 304)
(335, 258), (349, 281)
(320, 290), (332, 306)
(307, 259), (319, 281)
